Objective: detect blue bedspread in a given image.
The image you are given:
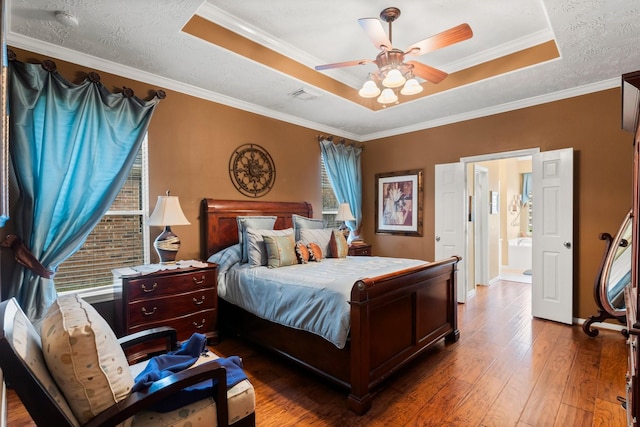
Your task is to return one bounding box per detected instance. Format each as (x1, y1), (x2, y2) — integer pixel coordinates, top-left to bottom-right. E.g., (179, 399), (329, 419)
(215, 255), (428, 349)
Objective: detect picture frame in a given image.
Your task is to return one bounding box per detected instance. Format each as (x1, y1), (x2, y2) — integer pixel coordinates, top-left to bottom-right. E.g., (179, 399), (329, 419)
(0, 0), (8, 228)
(375, 169), (423, 236)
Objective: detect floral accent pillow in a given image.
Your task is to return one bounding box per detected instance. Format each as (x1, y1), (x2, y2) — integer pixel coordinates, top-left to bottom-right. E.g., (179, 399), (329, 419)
(307, 242), (323, 262)
(295, 241), (310, 264)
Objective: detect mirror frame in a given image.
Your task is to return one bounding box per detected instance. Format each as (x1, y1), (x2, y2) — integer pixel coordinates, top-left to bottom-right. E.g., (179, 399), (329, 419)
(583, 209), (630, 336)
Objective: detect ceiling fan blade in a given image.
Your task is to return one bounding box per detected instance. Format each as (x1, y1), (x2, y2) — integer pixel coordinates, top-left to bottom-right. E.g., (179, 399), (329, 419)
(407, 61), (448, 84)
(405, 23), (473, 57)
(315, 59), (373, 71)
(358, 18), (393, 51)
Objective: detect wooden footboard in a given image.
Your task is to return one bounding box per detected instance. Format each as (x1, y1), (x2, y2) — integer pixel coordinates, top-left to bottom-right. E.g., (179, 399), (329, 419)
(348, 255), (460, 414)
(201, 199), (460, 414)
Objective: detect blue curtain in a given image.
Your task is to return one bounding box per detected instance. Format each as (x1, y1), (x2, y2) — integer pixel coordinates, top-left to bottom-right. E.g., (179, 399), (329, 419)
(522, 172), (532, 205)
(319, 139), (362, 237)
(7, 59), (161, 321)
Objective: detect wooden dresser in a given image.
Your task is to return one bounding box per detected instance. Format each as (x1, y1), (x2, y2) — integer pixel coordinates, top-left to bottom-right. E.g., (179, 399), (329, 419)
(623, 70), (640, 426)
(115, 263), (218, 360)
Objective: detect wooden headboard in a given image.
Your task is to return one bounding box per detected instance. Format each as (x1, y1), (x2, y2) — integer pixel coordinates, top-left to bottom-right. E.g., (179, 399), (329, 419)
(200, 199), (313, 260)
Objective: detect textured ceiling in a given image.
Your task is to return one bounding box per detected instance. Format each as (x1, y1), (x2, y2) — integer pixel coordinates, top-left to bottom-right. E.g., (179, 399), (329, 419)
(7, 0), (640, 141)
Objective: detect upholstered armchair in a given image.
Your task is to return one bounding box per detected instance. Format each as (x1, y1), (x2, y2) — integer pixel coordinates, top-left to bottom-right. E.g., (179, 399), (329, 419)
(0, 295), (255, 426)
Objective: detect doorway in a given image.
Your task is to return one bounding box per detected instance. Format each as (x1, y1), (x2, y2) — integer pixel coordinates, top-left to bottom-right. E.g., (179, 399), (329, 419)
(436, 148), (574, 324)
(461, 149), (538, 298)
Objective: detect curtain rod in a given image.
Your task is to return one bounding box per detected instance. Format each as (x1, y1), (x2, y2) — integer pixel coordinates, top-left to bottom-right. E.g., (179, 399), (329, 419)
(316, 135), (364, 149)
(8, 49), (166, 101)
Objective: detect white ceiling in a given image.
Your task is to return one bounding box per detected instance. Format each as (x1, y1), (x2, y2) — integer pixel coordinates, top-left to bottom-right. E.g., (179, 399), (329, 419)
(7, 0), (640, 141)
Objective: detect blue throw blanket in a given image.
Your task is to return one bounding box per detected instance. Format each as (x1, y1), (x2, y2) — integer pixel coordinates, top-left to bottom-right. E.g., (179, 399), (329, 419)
(132, 333), (248, 412)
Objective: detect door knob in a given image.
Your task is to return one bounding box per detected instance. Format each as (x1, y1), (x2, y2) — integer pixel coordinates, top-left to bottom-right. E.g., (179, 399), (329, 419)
(435, 236), (441, 242)
(563, 241), (571, 248)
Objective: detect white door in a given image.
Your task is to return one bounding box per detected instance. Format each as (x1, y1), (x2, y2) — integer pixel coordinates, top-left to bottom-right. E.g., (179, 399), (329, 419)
(435, 162), (467, 303)
(532, 148), (573, 324)
(474, 165), (490, 287)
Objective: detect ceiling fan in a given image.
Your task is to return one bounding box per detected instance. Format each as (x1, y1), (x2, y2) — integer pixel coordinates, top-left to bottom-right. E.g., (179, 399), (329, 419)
(315, 7), (473, 103)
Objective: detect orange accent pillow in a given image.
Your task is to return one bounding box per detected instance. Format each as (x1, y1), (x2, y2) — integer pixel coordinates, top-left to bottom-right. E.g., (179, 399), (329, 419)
(330, 230), (348, 258)
(295, 241), (310, 264)
(307, 242), (323, 261)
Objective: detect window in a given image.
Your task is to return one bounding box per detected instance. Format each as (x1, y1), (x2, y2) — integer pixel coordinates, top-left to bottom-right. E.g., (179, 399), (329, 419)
(54, 137), (150, 298)
(321, 156), (340, 228)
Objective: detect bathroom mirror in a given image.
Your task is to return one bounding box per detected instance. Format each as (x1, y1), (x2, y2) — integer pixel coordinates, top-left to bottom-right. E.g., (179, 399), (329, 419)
(583, 209), (631, 336)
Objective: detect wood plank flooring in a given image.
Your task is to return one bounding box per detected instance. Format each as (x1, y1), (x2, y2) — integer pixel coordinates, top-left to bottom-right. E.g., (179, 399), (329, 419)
(6, 280), (628, 426)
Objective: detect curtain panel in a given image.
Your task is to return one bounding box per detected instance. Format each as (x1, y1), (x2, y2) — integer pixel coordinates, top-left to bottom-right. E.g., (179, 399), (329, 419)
(6, 58), (162, 321)
(319, 138), (362, 239)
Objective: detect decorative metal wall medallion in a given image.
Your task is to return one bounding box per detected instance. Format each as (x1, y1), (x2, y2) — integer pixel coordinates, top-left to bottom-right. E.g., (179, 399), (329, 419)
(229, 144), (276, 198)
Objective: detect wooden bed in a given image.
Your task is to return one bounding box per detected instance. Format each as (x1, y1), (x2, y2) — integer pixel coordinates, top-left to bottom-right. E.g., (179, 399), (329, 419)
(200, 198), (461, 414)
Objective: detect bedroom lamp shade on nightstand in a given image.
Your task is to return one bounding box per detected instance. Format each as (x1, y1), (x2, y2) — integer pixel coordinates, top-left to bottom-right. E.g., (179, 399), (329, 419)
(148, 191), (190, 264)
(335, 202), (356, 223)
(335, 202), (357, 243)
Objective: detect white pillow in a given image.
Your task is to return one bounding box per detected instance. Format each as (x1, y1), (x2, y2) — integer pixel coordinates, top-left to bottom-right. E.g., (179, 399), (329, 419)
(40, 294), (134, 424)
(292, 214), (325, 241)
(299, 228), (334, 259)
(245, 227), (293, 266)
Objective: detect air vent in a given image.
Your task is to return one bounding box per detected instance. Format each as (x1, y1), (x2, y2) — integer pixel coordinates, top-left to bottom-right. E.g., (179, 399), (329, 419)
(288, 87), (321, 101)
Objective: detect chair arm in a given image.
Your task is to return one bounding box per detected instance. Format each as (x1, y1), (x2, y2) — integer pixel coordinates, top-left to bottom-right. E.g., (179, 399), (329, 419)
(84, 360), (229, 427)
(117, 326), (178, 353)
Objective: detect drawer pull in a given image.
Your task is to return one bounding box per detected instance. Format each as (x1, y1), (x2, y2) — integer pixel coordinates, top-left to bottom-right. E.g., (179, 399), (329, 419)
(193, 319), (206, 329)
(192, 275), (206, 285)
(141, 306), (157, 316)
(193, 296), (205, 305)
(141, 283), (157, 293)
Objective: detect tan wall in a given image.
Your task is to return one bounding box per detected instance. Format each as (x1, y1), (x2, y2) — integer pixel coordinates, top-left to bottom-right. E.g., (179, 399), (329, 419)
(362, 90), (633, 319)
(7, 48), (634, 320)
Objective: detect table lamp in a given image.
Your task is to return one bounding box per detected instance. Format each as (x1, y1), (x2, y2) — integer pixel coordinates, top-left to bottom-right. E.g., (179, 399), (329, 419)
(335, 202), (356, 242)
(148, 190), (190, 264)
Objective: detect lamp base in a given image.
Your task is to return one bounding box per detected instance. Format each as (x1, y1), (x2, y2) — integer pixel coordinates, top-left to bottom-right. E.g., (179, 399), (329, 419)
(154, 226), (181, 264)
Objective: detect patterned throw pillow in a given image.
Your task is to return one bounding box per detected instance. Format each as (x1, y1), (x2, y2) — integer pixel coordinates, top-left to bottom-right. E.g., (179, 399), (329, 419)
(40, 294), (134, 424)
(246, 227), (293, 266)
(295, 241), (310, 263)
(263, 233), (297, 268)
(330, 230), (349, 258)
(307, 242), (323, 262)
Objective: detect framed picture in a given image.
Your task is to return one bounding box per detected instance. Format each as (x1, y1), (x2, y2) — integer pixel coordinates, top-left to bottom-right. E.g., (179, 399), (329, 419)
(375, 169), (423, 236)
(0, 0), (8, 227)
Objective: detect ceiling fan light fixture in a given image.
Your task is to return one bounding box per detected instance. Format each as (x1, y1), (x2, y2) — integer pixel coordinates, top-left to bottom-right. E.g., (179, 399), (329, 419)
(382, 68), (406, 88)
(377, 88), (398, 104)
(400, 78), (423, 96)
(359, 79), (381, 98)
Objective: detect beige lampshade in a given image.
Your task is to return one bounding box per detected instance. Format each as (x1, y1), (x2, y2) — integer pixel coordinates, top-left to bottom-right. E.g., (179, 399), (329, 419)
(335, 202), (356, 222)
(148, 193), (190, 226)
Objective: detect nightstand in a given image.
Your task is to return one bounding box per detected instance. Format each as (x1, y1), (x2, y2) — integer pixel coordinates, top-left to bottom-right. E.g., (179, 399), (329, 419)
(114, 263), (218, 361)
(348, 243), (372, 256)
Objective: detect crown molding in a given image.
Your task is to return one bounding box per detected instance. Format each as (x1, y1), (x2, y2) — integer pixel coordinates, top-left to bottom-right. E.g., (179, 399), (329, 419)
(362, 78), (620, 140)
(7, 32), (618, 143)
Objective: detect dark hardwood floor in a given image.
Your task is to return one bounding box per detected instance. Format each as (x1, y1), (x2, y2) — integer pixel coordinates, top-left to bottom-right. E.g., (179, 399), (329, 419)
(7, 280), (627, 426)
